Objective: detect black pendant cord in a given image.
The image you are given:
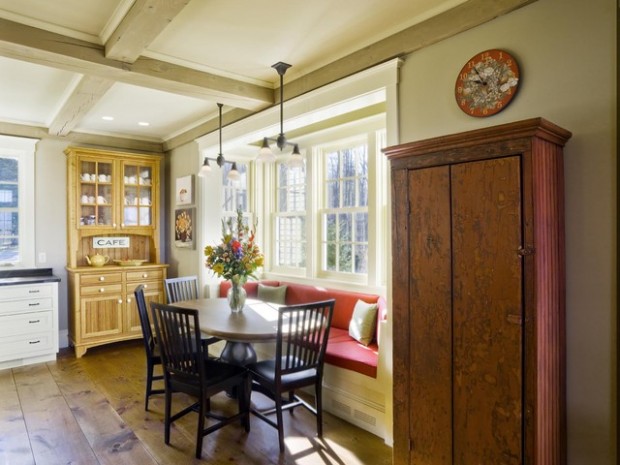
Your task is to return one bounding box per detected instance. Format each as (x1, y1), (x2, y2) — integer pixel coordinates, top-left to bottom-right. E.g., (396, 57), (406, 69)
(218, 103), (223, 156)
(279, 71), (284, 141)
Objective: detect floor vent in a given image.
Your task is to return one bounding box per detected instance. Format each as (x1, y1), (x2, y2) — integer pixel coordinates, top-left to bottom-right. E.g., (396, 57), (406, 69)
(331, 398), (352, 416)
(354, 409), (377, 426)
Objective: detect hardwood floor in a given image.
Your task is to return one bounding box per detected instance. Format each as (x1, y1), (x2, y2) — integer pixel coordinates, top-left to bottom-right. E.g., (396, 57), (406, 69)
(0, 341), (392, 464)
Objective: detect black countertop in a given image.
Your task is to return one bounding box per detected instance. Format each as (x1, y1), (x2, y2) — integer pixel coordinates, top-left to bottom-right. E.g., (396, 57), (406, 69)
(0, 268), (61, 286)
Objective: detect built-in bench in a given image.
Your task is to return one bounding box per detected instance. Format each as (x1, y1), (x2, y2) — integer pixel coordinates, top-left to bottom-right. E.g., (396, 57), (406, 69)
(218, 280), (387, 378)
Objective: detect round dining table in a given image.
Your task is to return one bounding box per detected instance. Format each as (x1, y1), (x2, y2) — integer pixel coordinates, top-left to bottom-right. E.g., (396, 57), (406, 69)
(171, 297), (282, 365)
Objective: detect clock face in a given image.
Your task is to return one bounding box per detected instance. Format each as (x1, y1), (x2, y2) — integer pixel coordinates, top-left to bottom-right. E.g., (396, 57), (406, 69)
(455, 49), (520, 117)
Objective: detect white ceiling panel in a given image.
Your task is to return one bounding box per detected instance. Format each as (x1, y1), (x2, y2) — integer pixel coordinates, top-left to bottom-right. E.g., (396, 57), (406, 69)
(76, 82), (217, 141)
(0, 56), (77, 126)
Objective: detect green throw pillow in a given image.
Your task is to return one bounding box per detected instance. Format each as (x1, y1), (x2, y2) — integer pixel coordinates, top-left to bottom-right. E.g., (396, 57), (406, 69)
(348, 299), (378, 346)
(257, 283), (288, 304)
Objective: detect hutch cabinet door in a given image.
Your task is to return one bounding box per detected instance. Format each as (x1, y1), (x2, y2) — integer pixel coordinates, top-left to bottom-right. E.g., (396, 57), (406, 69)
(451, 156), (523, 464)
(79, 293), (123, 339)
(77, 158), (117, 229)
(121, 161), (156, 230)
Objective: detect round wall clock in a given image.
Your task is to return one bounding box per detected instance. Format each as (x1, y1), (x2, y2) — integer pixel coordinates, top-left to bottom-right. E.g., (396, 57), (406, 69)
(455, 49), (520, 117)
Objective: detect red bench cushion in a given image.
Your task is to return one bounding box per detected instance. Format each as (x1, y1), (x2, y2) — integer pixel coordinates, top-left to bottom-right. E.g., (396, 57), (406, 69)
(325, 328), (379, 378)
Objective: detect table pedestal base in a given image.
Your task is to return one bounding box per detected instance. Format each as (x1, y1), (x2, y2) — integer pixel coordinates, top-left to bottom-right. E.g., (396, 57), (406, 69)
(220, 341), (257, 366)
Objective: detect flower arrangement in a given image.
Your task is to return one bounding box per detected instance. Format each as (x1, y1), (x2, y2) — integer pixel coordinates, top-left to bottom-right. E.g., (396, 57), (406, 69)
(204, 208), (263, 284)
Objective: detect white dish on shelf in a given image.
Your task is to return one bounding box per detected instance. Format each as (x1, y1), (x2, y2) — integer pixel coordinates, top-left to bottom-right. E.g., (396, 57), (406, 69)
(113, 259), (148, 266)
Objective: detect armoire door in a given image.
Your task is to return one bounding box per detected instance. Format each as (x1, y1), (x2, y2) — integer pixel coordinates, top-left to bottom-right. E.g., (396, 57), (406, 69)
(408, 155), (524, 465)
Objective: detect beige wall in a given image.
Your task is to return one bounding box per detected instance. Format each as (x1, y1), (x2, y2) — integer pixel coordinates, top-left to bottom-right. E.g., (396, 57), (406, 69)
(34, 138), (70, 340)
(396, 0), (616, 463)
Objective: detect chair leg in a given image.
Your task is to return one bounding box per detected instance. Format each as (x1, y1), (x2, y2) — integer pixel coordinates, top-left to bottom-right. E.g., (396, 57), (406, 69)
(275, 391), (285, 452)
(195, 396), (206, 459)
(164, 386), (172, 445)
(145, 361), (153, 411)
(240, 375), (251, 432)
(315, 380), (323, 437)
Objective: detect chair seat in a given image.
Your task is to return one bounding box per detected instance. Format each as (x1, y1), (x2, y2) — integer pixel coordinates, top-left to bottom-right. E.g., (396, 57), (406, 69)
(249, 357), (317, 390)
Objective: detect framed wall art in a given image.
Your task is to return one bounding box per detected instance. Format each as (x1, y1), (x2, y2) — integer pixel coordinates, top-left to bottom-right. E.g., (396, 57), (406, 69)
(175, 175), (194, 205)
(174, 208), (194, 248)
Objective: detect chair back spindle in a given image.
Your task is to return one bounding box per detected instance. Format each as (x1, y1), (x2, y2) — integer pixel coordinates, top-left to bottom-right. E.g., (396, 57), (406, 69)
(164, 276), (199, 304)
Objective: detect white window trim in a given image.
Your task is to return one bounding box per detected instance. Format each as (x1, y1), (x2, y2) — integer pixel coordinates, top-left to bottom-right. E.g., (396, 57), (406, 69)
(0, 135), (37, 269)
(195, 58), (400, 295)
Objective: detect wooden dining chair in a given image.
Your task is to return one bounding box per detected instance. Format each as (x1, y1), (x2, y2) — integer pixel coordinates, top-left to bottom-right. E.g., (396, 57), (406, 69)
(164, 275), (200, 304)
(247, 299), (335, 453)
(150, 302), (251, 459)
(133, 284), (165, 411)
(164, 276), (220, 348)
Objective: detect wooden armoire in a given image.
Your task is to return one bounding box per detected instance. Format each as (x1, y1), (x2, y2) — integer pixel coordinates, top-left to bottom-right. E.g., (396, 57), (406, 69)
(384, 118), (571, 465)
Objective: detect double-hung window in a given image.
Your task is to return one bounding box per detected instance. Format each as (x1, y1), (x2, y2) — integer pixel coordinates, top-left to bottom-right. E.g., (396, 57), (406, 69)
(320, 138), (369, 277)
(221, 161), (254, 228)
(0, 136), (36, 268)
(267, 120), (385, 286)
(274, 161), (306, 270)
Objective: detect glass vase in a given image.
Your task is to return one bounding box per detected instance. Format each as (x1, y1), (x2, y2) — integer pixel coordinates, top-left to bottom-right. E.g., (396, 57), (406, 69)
(227, 279), (247, 313)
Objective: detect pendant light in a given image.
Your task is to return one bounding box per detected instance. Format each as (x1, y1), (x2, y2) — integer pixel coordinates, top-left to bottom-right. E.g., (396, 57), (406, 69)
(257, 62), (302, 166)
(198, 103), (239, 180)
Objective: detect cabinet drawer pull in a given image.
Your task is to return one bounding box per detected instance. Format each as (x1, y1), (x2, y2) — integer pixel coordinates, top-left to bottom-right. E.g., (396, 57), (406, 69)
(99, 276), (105, 281)
(143, 284), (148, 289)
(29, 319), (41, 324)
(99, 288), (105, 293)
(29, 340), (41, 345)
(28, 302), (40, 307)
(142, 273), (148, 278)
(28, 289), (40, 294)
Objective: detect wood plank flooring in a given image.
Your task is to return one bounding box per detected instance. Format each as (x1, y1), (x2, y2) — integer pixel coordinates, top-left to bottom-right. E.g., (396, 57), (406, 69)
(0, 341), (392, 464)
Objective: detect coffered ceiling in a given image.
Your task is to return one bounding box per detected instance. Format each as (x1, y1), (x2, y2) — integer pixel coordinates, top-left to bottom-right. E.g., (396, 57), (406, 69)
(0, 0), (534, 152)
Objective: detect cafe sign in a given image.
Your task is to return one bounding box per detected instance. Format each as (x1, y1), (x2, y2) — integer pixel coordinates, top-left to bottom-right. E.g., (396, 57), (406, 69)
(92, 236), (130, 248)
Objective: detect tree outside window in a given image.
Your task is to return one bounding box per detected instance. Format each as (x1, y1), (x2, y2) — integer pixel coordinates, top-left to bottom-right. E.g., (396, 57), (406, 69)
(0, 157), (19, 263)
(322, 143), (368, 275)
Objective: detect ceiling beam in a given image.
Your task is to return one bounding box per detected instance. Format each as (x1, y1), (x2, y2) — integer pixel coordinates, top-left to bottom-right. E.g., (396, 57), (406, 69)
(0, 18), (272, 110)
(0, 121), (163, 153)
(105, 0), (191, 63)
(48, 76), (115, 136)
(164, 0), (537, 151)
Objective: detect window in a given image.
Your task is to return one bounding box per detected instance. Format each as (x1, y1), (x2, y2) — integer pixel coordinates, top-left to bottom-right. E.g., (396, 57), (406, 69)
(321, 140), (369, 275)
(221, 161), (254, 228)
(275, 160), (306, 269)
(267, 118), (386, 286)
(0, 136), (36, 268)
(222, 162), (248, 216)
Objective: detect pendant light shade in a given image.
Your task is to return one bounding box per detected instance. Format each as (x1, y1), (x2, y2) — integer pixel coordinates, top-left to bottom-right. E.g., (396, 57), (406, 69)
(258, 62), (302, 166)
(197, 103), (241, 179)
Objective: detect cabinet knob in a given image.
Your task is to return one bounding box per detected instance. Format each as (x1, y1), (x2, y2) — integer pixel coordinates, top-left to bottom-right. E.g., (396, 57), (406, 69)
(118, 299), (123, 304)
(127, 298), (132, 303)
(121, 223), (125, 228)
(142, 273), (148, 278)
(143, 284), (148, 289)
(113, 223), (117, 228)
(99, 276), (105, 281)
(99, 288), (105, 293)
